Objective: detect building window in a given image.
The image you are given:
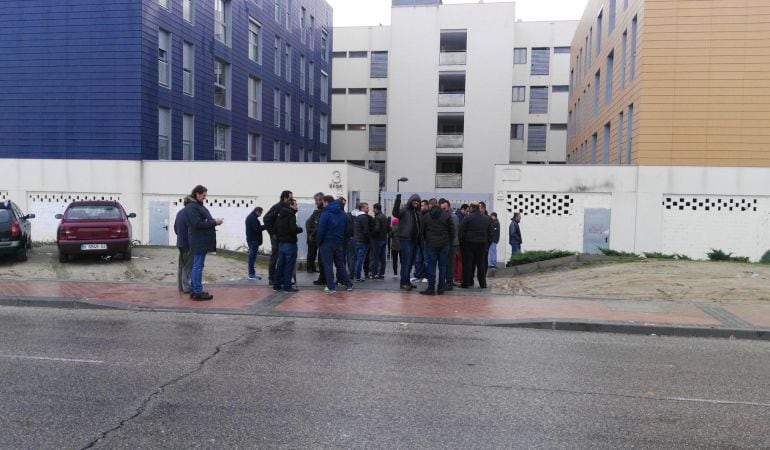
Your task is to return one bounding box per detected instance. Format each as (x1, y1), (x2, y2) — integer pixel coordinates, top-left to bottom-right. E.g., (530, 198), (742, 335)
(331, 88), (345, 95)
(630, 16), (638, 81)
(511, 124), (524, 140)
(214, 0), (231, 46)
(183, 42), (194, 96)
(249, 20), (262, 64)
(183, 114), (193, 160)
(309, 61), (314, 94)
(371, 51), (388, 78)
(349, 88), (366, 95)
(283, 143), (290, 161)
(159, 0), (170, 10)
(618, 112), (624, 164)
(299, 147), (306, 162)
(183, 0), (194, 22)
(514, 48), (527, 64)
(591, 133), (598, 163)
(158, 29), (171, 88)
(214, 59), (230, 109)
(321, 30), (329, 61)
(597, 10), (603, 55)
(158, 107), (171, 160)
(333, 51), (347, 58)
(609, 0), (616, 34)
(320, 113), (328, 144)
(284, 94), (291, 131)
(320, 71), (329, 103)
(274, 0), (280, 21)
(369, 125), (387, 151)
(285, 0), (291, 30)
(273, 140), (280, 161)
(331, 124), (345, 130)
(300, 55), (306, 90)
(621, 30), (627, 90)
(320, 153), (327, 163)
(299, 101), (305, 136)
(274, 36), (281, 76)
(593, 70), (601, 115)
(248, 133), (261, 161)
(527, 124), (546, 151)
(370, 88), (387, 114)
(308, 105), (314, 139)
(273, 88), (280, 127)
(624, 0), (628, 10)
(531, 48), (550, 75)
(550, 124), (568, 131)
(529, 86), (548, 114)
(603, 122), (611, 163)
(214, 123), (229, 160)
(606, 51), (614, 105)
(554, 47), (571, 54)
(285, 44), (291, 82)
(552, 85), (569, 93)
(300, 7), (307, 43)
(512, 86), (526, 102)
(248, 77), (262, 120)
(308, 15), (315, 48)
(588, 27), (593, 67)
(349, 51), (367, 58)
(627, 103), (634, 164)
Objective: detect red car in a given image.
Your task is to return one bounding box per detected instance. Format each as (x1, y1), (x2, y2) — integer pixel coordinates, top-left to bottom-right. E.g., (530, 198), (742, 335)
(56, 201), (136, 262)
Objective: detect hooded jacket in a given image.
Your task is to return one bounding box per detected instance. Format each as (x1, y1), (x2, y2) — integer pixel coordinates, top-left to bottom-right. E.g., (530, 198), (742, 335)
(174, 197), (192, 250)
(420, 206), (455, 248)
(317, 200), (348, 246)
(459, 211), (493, 246)
(509, 219), (522, 245)
(185, 196), (217, 255)
(245, 210), (264, 245)
(275, 205), (303, 244)
(392, 194), (422, 242)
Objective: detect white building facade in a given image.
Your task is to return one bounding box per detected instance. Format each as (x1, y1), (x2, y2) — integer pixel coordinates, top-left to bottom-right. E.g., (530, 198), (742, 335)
(331, 0), (577, 198)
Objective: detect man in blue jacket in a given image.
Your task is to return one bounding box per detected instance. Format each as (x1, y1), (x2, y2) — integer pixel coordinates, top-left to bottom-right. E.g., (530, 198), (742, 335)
(244, 206), (264, 280)
(185, 185), (223, 301)
(173, 197), (192, 294)
(317, 196), (353, 293)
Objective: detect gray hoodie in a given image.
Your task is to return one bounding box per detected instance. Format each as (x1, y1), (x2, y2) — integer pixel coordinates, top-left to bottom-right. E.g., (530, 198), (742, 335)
(392, 194), (421, 242)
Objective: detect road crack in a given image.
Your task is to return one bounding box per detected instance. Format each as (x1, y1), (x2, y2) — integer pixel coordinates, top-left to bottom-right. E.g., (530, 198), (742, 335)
(79, 325), (266, 449)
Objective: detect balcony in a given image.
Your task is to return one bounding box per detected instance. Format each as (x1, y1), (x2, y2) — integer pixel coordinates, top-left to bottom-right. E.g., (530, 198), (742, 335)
(438, 93), (465, 107)
(436, 133), (464, 148)
(436, 173), (462, 189)
(440, 30), (467, 66)
(439, 51), (467, 66)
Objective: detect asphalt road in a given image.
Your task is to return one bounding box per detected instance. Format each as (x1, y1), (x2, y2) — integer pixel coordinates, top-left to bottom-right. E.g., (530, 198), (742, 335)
(0, 308), (768, 449)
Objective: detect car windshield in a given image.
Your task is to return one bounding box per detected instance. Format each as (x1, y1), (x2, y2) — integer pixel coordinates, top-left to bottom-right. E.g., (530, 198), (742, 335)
(65, 205), (122, 221)
(0, 210), (10, 223)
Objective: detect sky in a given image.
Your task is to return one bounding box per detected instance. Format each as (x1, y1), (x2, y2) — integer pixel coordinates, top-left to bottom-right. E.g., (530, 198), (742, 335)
(325, 0), (589, 27)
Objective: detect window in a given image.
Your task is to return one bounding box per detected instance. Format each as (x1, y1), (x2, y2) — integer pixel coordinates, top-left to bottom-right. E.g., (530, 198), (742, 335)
(183, 114), (194, 160)
(214, 123), (229, 160)
(371, 51), (388, 78)
(630, 16), (638, 81)
(331, 88), (345, 95)
(512, 86), (526, 102)
(308, 105), (314, 139)
(321, 30), (328, 61)
(159, 0), (170, 10)
(347, 124), (366, 131)
(597, 10), (603, 55)
(183, 42), (194, 96)
(531, 48), (550, 75)
(511, 124), (524, 140)
(332, 51), (347, 58)
(273, 88), (280, 127)
(183, 0), (194, 22)
(603, 122), (611, 163)
(618, 112), (624, 164)
(552, 85), (569, 93)
(320, 71), (329, 103)
(320, 113), (328, 144)
(299, 147), (306, 162)
(554, 47), (571, 54)
(248, 133), (261, 161)
(320, 153), (327, 163)
(274, 36), (281, 76)
(284, 94), (291, 131)
(248, 77), (262, 120)
(606, 51), (614, 104)
(300, 7), (307, 43)
(349, 88), (366, 95)
(214, 59), (230, 109)
(349, 51), (367, 58)
(283, 143), (290, 161)
(529, 86), (548, 114)
(299, 102), (305, 136)
(591, 133), (598, 163)
(273, 140), (280, 161)
(308, 15), (315, 48)
(308, 61), (314, 94)
(627, 103), (634, 164)
(249, 20), (262, 64)
(609, 0), (616, 34)
(594, 70), (600, 115)
(370, 88), (387, 114)
(331, 124), (345, 130)
(285, 0), (291, 30)
(274, 0), (280, 21)
(158, 29), (171, 88)
(621, 31), (627, 90)
(514, 48), (527, 64)
(527, 125), (546, 151)
(285, 44), (291, 82)
(624, 0), (628, 10)
(369, 125), (387, 151)
(588, 28), (593, 67)
(300, 55), (306, 90)
(158, 107), (171, 160)
(550, 123), (568, 131)
(214, 0), (231, 46)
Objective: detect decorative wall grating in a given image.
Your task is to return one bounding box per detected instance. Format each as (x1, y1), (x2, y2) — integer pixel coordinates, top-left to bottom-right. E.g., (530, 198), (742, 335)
(28, 192), (122, 203)
(174, 197), (258, 208)
(505, 193), (575, 216)
(0, 191), (8, 202)
(662, 196), (758, 212)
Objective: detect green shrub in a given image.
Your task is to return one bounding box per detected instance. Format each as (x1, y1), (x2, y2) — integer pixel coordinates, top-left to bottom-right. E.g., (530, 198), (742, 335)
(760, 251), (770, 265)
(598, 248), (640, 258)
(643, 252), (692, 261)
(508, 250), (576, 266)
(707, 249), (750, 263)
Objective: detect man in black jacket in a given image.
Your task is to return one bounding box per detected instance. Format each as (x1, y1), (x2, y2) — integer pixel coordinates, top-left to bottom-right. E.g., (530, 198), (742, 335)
(392, 193), (422, 290)
(262, 190), (293, 285)
(488, 212), (500, 269)
(185, 185), (223, 301)
(244, 206), (264, 280)
(273, 198), (303, 293)
(305, 192), (324, 273)
(369, 203), (389, 279)
(420, 199), (455, 295)
(458, 202), (493, 289)
(352, 202), (371, 282)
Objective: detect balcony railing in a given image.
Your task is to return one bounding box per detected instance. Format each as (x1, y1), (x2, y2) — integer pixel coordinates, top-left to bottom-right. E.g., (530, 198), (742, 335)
(439, 51), (467, 66)
(436, 133), (464, 148)
(438, 93), (465, 107)
(436, 173), (462, 189)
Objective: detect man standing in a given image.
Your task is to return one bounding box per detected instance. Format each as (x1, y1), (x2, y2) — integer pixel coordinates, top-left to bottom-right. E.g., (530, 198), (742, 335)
(439, 199), (459, 291)
(173, 197), (192, 294)
(352, 202), (371, 282)
(509, 212), (523, 256)
(420, 199), (454, 295)
(459, 202), (492, 289)
(262, 190), (293, 285)
(244, 206), (264, 280)
(369, 203), (389, 279)
(305, 192), (324, 273)
(454, 204), (469, 284)
(185, 185), (223, 301)
(273, 198), (303, 293)
(392, 193), (422, 291)
(317, 196), (353, 293)
(488, 212), (500, 269)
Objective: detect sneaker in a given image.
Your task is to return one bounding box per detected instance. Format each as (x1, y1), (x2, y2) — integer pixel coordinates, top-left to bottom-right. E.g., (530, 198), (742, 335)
(324, 287), (337, 294)
(346, 286), (354, 292)
(419, 289), (435, 296)
(410, 277), (418, 283)
(248, 275), (262, 281)
(283, 288), (300, 293)
(191, 292), (213, 301)
(356, 278), (365, 282)
(273, 286), (282, 292)
(420, 278), (428, 283)
(393, 274), (399, 278)
(400, 284), (413, 291)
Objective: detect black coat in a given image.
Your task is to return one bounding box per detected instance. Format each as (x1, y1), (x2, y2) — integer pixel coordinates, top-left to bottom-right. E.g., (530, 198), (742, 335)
(420, 207), (454, 248)
(392, 194), (422, 242)
(459, 212), (493, 246)
(490, 220), (501, 244)
(275, 206), (303, 244)
(306, 206), (323, 243)
(354, 213), (372, 243)
(371, 212), (389, 241)
(245, 211), (264, 245)
(185, 201), (217, 255)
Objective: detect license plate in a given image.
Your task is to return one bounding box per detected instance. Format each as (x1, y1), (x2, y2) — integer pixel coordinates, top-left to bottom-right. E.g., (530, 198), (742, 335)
(81, 244), (107, 251)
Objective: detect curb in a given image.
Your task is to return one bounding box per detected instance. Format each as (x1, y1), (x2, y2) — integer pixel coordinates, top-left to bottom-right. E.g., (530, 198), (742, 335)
(493, 254), (615, 277)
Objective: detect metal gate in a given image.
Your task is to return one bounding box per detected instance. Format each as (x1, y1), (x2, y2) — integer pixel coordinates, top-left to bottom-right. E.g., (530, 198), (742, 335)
(583, 208), (610, 254)
(149, 201), (170, 246)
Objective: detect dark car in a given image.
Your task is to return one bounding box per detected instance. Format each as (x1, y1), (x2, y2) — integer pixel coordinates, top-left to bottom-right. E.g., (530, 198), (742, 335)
(56, 201), (136, 262)
(0, 200), (35, 262)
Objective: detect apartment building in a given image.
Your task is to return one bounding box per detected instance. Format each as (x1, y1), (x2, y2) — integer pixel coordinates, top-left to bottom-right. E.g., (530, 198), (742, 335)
(331, 0), (577, 193)
(568, 0), (770, 166)
(0, 0), (332, 162)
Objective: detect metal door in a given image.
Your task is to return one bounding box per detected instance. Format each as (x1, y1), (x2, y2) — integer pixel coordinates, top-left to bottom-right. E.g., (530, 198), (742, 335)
(149, 201), (170, 246)
(583, 208), (610, 254)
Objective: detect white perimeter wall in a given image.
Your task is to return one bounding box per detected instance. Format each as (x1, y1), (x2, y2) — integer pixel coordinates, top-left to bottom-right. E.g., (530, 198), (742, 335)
(494, 165), (770, 262)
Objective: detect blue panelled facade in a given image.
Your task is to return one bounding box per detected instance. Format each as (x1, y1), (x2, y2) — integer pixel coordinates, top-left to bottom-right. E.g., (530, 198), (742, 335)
(0, 0), (332, 161)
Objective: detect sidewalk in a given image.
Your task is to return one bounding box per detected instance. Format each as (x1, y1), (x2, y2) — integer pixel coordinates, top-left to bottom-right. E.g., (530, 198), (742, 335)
(1, 276), (769, 340)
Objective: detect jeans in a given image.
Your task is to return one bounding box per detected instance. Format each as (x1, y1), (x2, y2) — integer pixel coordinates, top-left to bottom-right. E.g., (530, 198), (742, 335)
(354, 241), (369, 279)
(413, 243), (425, 279)
(445, 245), (457, 287)
(247, 241), (260, 277)
(191, 253), (207, 293)
(345, 238), (356, 276)
(511, 243), (521, 255)
(274, 242), (298, 291)
(307, 241), (318, 271)
(177, 248), (192, 292)
(268, 234), (279, 283)
(425, 245), (450, 292)
(370, 239), (387, 277)
(399, 239), (417, 286)
(320, 242), (351, 290)
(488, 242), (498, 268)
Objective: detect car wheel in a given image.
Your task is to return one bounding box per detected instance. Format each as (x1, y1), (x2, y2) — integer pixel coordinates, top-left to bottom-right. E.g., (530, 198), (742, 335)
(58, 252), (68, 263)
(122, 248), (133, 261)
(16, 246), (28, 262)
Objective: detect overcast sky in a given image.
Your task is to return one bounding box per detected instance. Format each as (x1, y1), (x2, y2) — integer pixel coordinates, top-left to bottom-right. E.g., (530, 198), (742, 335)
(326, 0), (589, 27)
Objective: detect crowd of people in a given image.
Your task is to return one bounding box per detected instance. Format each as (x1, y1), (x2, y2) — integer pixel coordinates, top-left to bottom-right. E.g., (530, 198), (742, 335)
(174, 186), (523, 300)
